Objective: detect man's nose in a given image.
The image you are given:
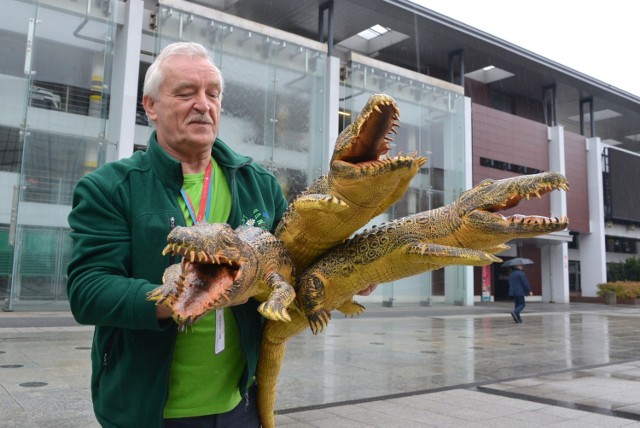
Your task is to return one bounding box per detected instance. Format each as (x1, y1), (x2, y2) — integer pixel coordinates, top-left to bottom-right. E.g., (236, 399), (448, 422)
(193, 92), (210, 114)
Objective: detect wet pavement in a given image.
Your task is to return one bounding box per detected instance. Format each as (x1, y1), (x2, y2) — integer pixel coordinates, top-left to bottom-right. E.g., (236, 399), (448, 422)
(2, 301), (640, 427)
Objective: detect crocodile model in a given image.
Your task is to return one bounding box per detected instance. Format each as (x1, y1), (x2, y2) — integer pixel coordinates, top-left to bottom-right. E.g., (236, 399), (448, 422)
(256, 171), (569, 428)
(147, 222), (296, 327)
(148, 93), (421, 325)
(275, 93), (427, 270)
(298, 171), (570, 333)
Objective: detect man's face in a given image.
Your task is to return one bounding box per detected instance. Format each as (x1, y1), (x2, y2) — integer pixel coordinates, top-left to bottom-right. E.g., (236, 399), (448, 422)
(144, 55), (222, 154)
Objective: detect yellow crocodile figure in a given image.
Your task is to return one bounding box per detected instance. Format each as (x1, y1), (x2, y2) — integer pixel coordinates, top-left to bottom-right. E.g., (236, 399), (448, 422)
(147, 223), (296, 327)
(275, 93), (427, 271)
(257, 171), (569, 428)
(148, 93), (425, 326)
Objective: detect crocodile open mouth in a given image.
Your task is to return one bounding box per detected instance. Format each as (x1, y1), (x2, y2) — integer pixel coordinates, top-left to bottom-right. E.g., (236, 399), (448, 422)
(160, 242), (245, 327)
(466, 172), (570, 232)
(333, 94), (400, 165)
(486, 180), (570, 212)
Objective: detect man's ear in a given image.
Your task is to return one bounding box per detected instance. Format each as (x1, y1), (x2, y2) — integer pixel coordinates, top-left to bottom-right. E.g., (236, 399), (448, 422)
(142, 95), (157, 122)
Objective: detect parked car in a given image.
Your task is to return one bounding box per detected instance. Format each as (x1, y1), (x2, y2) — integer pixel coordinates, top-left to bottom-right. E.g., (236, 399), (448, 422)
(31, 86), (61, 110)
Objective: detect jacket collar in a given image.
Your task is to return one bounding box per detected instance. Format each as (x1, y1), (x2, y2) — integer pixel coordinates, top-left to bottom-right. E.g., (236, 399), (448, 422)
(146, 131), (253, 190)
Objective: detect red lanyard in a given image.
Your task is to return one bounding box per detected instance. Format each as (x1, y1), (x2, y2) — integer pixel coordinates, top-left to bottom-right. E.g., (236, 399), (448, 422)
(181, 160), (212, 224)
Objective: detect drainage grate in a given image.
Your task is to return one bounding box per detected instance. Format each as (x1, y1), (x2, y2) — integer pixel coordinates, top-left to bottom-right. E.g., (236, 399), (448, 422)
(0, 364), (24, 368)
(20, 382), (48, 388)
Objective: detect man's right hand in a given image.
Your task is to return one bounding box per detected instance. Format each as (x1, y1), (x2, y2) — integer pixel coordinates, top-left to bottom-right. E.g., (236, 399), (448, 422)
(156, 304), (173, 320)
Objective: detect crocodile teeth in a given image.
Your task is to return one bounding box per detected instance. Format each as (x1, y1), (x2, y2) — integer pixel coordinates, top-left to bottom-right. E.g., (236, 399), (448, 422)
(374, 105), (382, 113)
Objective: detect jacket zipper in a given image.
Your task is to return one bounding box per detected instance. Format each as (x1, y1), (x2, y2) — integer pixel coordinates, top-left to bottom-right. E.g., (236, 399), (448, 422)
(97, 330), (121, 386)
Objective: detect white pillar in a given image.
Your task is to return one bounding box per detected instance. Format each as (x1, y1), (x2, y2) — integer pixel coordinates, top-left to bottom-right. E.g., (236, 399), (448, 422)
(546, 126), (570, 303)
(445, 97), (474, 306)
(106, 0), (144, 162)
(580, 137), (607, 296)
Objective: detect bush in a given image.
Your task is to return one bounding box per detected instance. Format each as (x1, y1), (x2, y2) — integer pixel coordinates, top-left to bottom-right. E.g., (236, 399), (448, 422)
(597, 281), (640, 299)
(607, 257), (640, 282)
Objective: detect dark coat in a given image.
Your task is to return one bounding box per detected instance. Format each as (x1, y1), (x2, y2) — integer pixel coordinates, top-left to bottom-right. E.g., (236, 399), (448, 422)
(508, 268), (531, 297)
(67, 132), (288, 427)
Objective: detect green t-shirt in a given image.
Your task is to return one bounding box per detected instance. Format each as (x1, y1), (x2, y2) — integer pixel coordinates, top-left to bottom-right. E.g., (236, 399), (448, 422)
(164, 157), (244, 418)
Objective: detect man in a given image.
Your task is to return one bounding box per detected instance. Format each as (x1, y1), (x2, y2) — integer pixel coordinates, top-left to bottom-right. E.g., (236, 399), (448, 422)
(508, 264), (532, 323)
(67, 42), (287, 427)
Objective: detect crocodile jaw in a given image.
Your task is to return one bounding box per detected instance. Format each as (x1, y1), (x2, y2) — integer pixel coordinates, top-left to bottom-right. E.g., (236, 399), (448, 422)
(158, 223), (257, 327)
(331, 93), (399, 165)
(454, 171), (570, 249)
(169, 257), (249, 326)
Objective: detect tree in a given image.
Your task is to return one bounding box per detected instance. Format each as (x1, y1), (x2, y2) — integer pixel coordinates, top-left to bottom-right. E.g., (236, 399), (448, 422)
(607, 258), (640, 282)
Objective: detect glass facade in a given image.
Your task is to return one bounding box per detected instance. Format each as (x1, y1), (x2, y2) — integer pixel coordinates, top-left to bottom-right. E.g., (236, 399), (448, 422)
(151, 2), (328, 201)
(342, 54), (468, 305)
(0, 0), (115, 309)
(0, 0), (470, 309)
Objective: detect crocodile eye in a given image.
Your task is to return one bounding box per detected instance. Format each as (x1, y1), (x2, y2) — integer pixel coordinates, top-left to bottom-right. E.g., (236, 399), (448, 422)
(478, 179), (494, 187)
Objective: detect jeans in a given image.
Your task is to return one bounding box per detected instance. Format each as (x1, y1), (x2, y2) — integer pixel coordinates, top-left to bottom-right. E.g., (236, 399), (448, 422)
(163, 383), (259, 428)
(513, 295), (526, 319)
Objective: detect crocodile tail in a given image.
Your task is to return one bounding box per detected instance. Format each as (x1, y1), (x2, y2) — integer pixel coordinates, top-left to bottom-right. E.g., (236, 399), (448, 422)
(257, 329), (287, 428)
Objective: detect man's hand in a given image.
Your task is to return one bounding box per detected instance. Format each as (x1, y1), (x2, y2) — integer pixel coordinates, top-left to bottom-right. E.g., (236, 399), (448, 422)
(357, 284), (378, 296)
(156, 304), (173, 320)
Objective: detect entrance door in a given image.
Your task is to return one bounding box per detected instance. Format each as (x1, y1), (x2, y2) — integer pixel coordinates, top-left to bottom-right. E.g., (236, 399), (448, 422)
(493, 263), (512, 301)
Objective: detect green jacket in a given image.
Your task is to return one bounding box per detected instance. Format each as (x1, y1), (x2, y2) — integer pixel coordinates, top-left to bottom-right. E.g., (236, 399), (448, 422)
(67, 132), (288, 427)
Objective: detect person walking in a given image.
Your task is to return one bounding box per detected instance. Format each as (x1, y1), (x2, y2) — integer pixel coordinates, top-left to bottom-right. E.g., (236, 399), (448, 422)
(508, 264), (532, 323)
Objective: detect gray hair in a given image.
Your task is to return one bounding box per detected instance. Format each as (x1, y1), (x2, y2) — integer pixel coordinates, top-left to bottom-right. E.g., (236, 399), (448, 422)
(143, 42), (224, 100)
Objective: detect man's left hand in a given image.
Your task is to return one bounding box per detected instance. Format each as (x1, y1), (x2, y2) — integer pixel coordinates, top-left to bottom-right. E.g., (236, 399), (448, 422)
(357, 284), (378, 296)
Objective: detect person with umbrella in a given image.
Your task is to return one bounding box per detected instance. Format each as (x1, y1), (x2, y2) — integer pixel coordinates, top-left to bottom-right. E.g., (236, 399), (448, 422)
(504, 258), (533, 323)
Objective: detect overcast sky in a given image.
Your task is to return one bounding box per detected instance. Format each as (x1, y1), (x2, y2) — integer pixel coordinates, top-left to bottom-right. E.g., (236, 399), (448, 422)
(410, 0), (640, 98)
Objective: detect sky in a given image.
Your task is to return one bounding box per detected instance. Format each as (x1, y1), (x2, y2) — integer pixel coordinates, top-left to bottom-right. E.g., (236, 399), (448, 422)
(410, 0), (640, 98)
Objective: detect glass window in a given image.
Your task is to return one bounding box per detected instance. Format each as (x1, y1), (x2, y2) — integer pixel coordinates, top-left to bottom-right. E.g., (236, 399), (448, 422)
(152, 4), (327, 201)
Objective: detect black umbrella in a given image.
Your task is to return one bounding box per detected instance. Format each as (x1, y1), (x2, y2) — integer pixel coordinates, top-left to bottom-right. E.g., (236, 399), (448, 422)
(501, 257), (534, 268)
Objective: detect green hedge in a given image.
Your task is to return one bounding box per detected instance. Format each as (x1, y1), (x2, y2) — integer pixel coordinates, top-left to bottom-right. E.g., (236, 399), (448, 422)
(597, 281), (640, 298)
(607, 258), (640, 282)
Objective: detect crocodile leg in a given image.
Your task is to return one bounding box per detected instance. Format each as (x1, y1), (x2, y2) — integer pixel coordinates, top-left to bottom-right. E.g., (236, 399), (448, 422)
(256, 271), (296, 322)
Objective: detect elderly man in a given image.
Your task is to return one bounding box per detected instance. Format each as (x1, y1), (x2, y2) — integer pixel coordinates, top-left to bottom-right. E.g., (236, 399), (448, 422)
(67, 42), (287, 427)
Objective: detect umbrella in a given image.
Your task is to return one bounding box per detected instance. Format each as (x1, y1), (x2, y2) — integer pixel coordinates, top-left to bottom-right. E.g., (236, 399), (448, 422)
(501, 257), (534, 268)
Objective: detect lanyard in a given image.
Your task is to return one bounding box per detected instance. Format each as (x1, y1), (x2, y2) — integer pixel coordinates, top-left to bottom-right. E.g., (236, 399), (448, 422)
(179, 159), (225, 353)
(180, 160), (213, 224)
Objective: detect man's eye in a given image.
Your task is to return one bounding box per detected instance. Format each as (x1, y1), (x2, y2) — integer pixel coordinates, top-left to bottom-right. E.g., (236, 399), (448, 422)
(176, 93), (192, 98)
(208, 93), (220, 100)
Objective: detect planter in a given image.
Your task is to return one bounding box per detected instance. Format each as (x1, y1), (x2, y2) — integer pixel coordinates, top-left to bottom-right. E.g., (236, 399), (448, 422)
(605, 292), (617, 305)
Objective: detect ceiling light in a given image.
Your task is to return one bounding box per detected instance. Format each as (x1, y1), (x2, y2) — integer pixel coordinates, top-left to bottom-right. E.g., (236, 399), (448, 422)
(568, 109), (622, 122)
(602, 139), (622, 146)
(337, 26), (409, 55)
(625, 133), (640, 141)
(465, 66), (514, 84)
(357, 25), (390, 40)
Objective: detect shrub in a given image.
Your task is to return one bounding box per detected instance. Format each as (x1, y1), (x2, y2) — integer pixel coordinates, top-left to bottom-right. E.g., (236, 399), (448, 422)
(607, 258), (640, 282)
(597, 281), (640, 299)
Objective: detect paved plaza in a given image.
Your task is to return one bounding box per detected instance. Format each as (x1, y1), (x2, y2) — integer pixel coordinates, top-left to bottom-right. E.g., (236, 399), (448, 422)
(2, 301), (640, 427)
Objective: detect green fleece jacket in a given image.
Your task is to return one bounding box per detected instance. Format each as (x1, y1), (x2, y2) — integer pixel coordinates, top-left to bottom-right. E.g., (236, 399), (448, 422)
(67, 132), (287, 427)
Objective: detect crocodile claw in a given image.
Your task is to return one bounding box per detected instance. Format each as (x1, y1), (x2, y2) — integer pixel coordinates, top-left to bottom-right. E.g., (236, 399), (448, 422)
(258, 302), (292, 322)
(308, 309), (331, 335)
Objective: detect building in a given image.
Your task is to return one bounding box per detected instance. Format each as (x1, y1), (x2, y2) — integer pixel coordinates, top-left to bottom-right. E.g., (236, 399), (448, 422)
(2, 0), (639, 311)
